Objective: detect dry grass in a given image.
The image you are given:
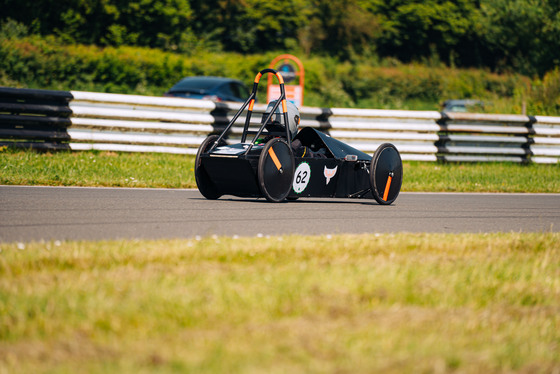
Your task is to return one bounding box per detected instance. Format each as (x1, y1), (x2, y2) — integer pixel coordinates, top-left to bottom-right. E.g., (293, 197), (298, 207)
(1, 233), (559, 373)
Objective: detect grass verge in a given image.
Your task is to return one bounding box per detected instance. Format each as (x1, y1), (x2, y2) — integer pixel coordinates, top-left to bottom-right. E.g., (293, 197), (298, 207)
(404, 161), (560, 193)
(0, 149), (196, 189)
(1, 233), (559, 373)
(1, 149), (559, 192)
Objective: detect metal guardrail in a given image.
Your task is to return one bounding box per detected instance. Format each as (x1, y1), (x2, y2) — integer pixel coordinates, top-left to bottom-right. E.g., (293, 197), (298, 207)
(0, 87), (73, 150)
(1, 87), (559, 163)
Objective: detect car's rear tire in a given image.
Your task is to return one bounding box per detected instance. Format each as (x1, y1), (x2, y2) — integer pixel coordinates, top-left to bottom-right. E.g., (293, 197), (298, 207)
(195, 135), (224, 200)
(370, 143), (402, 205)
(258, 138), (295, 202)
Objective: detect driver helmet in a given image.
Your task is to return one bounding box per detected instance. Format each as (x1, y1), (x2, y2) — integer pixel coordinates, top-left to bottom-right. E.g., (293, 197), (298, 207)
(261, 100), (300, 139)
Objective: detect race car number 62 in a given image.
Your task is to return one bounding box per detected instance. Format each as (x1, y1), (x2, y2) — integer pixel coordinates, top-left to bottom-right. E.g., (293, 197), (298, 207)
(293, 162), (311, 193)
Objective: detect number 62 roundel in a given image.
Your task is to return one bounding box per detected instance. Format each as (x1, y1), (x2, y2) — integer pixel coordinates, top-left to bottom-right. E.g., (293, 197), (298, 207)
(292, 162), (311, 194)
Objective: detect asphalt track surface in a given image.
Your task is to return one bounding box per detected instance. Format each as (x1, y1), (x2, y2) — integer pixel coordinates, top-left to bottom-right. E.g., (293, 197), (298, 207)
(1, 185), (559, 242)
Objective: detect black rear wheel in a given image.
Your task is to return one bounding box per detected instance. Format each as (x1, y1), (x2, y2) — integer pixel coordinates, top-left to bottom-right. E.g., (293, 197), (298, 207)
(370, 143), (402, 205)
(195, 135), (224, 200)
(258, 138), (295, 202)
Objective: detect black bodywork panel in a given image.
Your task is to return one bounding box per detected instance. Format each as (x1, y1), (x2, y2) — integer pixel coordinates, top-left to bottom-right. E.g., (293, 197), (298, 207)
(200, 127), (373, 199)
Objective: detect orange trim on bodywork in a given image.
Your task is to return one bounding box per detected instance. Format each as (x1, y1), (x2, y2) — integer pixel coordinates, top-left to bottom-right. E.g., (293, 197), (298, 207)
(268, 147), (282, 171)
(383, 175), (393, 201)
(254, 72), (262, 84)
(248, 99), (255, 112)
(281, 99), (287, 113)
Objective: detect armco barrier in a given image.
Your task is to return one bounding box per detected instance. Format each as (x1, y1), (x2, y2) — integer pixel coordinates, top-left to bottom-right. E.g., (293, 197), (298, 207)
(1, 87), (559, 163)
(0, 87), (73, 150)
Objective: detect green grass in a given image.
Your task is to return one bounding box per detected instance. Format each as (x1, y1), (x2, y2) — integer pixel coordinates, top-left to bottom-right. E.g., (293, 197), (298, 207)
(0, 149), (196, 189)
(1, 233), (559, 373)
(404, 161), (560, 193)
(1, 149), (559, 192)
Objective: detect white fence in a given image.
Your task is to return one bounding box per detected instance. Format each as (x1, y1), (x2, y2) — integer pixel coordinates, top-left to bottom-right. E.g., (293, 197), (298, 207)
(2, 87), (560, 163)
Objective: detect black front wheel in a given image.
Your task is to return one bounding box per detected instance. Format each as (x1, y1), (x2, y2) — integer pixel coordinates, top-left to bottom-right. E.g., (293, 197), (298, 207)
(370, 143), (403, 205)
(258, 138), (295, 202)
(195, 135), (225, 200)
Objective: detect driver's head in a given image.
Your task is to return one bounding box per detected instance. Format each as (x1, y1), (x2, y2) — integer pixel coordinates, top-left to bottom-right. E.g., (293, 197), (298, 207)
(261, 100), (300, 139)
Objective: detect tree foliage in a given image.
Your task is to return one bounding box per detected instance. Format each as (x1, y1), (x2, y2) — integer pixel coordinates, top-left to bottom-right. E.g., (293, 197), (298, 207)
(475, 0), (560, 76)
(1, 0), (193, 48)
(1, 0), (559, 75)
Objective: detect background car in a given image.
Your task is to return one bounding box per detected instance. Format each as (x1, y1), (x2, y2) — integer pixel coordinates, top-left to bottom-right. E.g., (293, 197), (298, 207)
(441, 99), (485, 112)
(164, 76), (250, 102)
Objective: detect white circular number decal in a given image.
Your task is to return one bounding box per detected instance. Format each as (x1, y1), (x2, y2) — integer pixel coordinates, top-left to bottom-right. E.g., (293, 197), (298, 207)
(293, 162), (311, 194)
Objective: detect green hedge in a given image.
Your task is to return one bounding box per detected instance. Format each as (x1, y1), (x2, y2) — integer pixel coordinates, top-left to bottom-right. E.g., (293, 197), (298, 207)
(2, 36), (557, 114)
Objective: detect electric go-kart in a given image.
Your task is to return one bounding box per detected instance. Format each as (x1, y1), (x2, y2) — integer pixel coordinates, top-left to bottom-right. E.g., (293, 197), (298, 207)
(195, 68), (403, 205)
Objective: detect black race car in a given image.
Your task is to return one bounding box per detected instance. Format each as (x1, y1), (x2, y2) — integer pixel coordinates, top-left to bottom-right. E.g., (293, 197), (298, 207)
(195, 68), (402, 205)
